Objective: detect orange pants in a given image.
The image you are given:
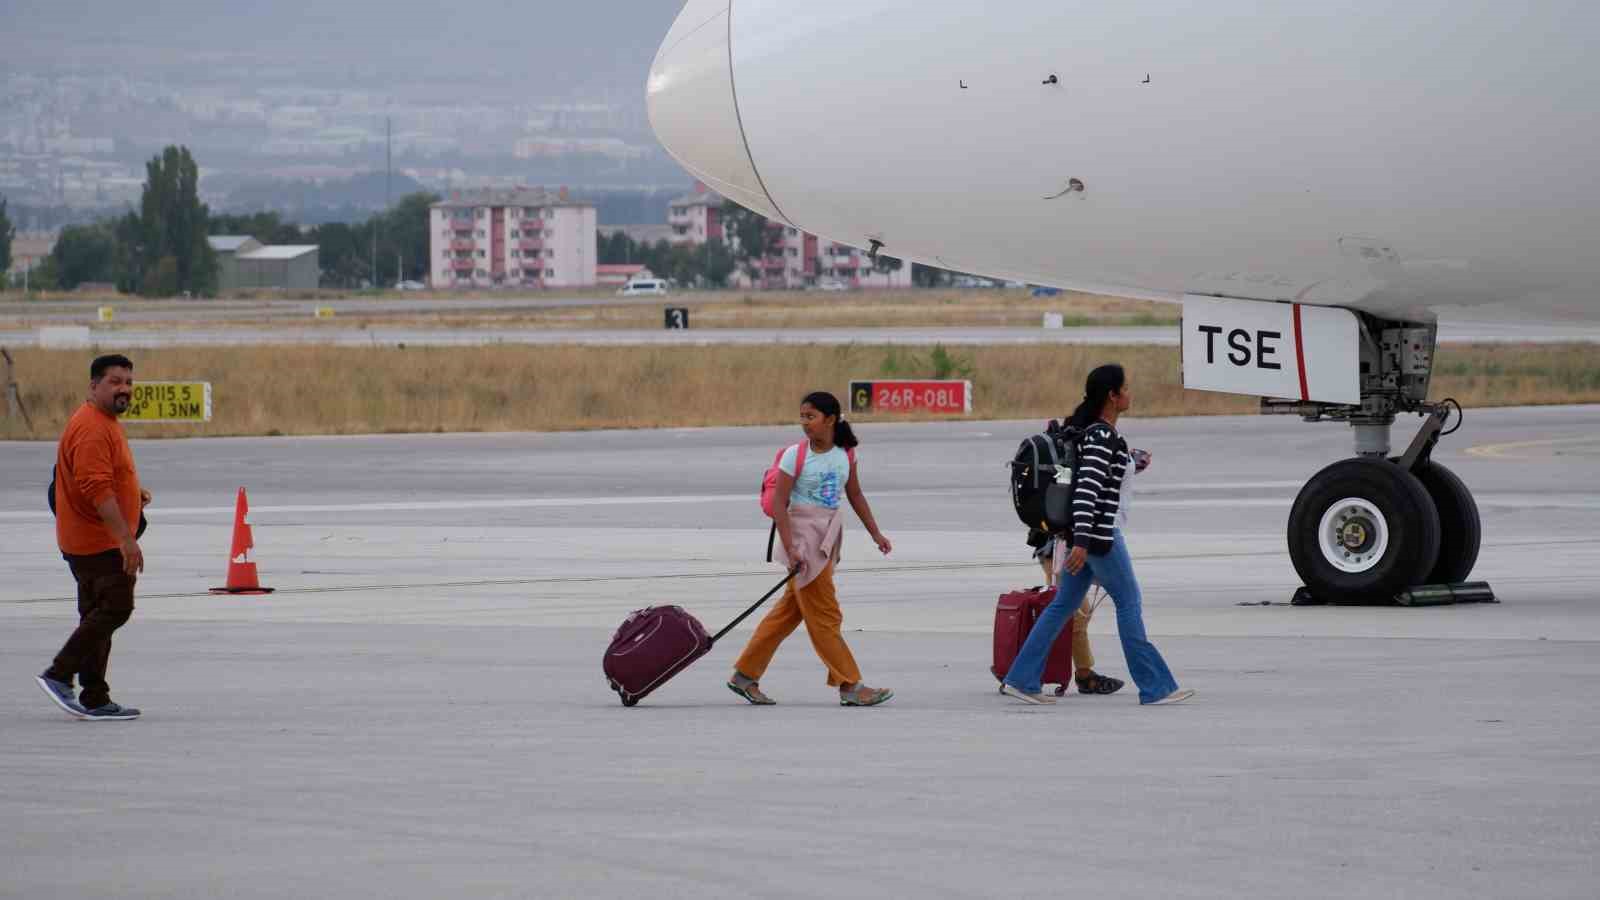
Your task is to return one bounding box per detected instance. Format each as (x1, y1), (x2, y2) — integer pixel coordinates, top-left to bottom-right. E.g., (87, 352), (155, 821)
(733, 563), (862, 688)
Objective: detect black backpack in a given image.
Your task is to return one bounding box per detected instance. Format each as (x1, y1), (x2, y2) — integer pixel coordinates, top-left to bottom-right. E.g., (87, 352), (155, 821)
(1009, 420), (1083, 533)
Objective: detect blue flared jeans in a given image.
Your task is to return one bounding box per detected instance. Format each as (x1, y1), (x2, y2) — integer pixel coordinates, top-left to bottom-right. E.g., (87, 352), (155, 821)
(1002, 530), (1180, 704)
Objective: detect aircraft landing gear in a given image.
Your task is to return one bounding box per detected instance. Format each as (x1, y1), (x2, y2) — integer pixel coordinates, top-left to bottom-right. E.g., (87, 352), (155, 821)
(1288, 456), (1442, 601)
(1412, 458), (1481, 584)
(1265, 317), (1486, 604)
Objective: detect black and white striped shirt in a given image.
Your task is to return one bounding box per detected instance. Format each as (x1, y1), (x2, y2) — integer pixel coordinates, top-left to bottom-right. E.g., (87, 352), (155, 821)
(1072, 421), (1129, 555)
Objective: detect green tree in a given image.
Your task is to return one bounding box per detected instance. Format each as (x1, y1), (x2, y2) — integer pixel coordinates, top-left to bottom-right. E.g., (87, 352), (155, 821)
(111, 212), (144, 294)
(142, 256), (180, 297)
(133, 146), (217, 296)
(873, 254), (904, 285)
(720, 200), (780, 284)
(50, 224), (118, 289)
(376, 191), (439, 284)
(311, 221), (368, 288)
(209, 211), (302, 245)
(598, 230), (636, 265)
(27, 255), (61, 291)
(701, 238), (736, 287)
(0, 195), (14, 277)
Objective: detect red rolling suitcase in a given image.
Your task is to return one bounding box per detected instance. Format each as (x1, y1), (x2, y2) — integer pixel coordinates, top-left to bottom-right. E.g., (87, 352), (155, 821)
(604, 570), (796, 706)
(991, 585), (1076, 696)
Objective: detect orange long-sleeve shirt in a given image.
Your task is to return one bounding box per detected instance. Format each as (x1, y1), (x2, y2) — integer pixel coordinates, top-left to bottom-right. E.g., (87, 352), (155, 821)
(55, 401), (141, 556)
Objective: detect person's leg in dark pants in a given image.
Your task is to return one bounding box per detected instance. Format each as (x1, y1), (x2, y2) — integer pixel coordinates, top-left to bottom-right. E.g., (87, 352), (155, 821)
(45, 550), (135, 710)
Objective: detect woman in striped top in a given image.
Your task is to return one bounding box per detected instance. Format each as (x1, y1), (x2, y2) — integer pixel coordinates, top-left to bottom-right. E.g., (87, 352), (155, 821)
(1001, 364), (1194, 706)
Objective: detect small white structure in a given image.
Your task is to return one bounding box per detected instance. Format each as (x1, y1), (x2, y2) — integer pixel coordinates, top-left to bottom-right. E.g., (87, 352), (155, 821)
(38, 326), (92, 348)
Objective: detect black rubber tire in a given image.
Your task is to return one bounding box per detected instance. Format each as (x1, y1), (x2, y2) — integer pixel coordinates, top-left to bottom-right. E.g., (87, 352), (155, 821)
(621, 695), (638, 707)
(1288, 457), (1442, 602)
(1412, 460), (1480, 584)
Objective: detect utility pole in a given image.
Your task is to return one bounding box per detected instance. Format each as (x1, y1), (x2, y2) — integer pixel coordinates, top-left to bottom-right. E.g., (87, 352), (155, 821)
(382, 115), (392, 289)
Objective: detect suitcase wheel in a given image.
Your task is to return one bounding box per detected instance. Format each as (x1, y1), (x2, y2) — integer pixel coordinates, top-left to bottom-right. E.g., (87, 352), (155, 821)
(621, 695), (638, 707)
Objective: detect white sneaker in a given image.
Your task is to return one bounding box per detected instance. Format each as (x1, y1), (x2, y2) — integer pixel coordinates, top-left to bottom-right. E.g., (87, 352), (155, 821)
(1147, 688), (1195, 706)
(1000, 683), (1057, 705)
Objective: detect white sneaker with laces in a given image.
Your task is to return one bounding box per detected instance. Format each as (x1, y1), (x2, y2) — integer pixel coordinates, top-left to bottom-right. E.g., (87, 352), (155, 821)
(1147, 688), (1195, 706)
(1001, 684), (1057, 705)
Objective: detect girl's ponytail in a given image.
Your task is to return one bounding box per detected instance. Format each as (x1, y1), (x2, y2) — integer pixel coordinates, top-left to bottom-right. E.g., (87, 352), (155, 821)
(833, 418), (859, 450)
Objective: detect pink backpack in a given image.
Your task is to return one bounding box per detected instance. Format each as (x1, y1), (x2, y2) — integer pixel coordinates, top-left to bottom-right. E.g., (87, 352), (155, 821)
(759, 442), (854, 517)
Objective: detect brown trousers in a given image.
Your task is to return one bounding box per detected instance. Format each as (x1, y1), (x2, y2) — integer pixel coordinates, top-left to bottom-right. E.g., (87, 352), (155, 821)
(733, 563), (863, 688)
(46, 549), (136, 710)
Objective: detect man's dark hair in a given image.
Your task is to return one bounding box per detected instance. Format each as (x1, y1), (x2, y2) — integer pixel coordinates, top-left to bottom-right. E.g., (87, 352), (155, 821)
(90, 354), (134, 381)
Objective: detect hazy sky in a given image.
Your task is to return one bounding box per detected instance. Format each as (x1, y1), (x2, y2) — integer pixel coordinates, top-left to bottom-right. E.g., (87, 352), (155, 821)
(4, 0), (683, 102)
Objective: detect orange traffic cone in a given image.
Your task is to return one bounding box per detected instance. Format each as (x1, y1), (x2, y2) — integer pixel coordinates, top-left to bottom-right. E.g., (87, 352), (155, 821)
(210, 487), (274, 595)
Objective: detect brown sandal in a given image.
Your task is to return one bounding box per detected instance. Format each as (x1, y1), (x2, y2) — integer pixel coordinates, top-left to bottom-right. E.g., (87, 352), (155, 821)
(728, 680), (776, 705)
(839, 684), (894, 707)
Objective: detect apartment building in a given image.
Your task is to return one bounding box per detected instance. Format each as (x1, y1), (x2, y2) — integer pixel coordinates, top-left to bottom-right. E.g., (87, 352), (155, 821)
(667, 188), (723, 245)
(671, 184), (910, 290)
(429, 187), (596, 289)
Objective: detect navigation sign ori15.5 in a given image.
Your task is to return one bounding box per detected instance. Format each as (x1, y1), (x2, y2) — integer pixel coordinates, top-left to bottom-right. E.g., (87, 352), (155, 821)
(849, 380), (972, 415)
(123, 381), (213, 423)
(1180, 295), (1360, 405)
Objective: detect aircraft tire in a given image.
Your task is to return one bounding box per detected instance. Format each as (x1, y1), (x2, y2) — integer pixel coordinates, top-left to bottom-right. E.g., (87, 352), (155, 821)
(1288, 457), (1442, 601)
(1412, 460), (1481, 584)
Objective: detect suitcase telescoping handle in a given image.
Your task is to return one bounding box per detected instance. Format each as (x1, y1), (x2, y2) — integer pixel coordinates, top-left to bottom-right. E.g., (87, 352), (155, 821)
(709, 567), (800, 645)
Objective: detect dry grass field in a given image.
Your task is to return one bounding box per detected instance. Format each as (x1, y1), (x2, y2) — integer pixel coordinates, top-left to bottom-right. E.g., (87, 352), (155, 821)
(2, 343), (1596, 440)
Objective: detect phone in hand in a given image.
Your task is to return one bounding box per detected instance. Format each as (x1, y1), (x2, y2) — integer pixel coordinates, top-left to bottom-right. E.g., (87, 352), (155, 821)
(1132, 448), (1152, 473)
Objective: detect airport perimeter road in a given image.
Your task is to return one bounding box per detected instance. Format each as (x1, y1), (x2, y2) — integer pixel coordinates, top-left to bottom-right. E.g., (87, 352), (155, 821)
(6, 319), (1600, 348)
(3, 408), (1598, 898)
(0, 294), (675, 323)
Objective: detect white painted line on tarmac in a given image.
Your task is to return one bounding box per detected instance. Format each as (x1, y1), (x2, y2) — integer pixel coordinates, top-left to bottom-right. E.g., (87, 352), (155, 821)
(0, 488), (964, 520)
(4, 488), (1590, 521)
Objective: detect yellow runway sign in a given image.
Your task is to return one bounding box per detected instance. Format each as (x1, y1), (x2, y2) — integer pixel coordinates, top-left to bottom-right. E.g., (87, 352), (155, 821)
(125, 381), (212, 423)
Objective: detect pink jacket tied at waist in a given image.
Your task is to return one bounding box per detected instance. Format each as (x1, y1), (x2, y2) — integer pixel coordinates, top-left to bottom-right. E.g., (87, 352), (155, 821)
(775, 503), (844, 589)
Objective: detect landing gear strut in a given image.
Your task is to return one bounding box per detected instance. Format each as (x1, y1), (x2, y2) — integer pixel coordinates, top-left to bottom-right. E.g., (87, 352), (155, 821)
(1263, 317), (1487, 604)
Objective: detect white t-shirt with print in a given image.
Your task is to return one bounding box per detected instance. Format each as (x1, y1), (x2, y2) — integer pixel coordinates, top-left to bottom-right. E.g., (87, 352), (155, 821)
(778, 444), (852, 510)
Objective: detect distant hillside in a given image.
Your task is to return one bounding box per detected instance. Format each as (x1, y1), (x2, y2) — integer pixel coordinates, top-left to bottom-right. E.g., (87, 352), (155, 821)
(211, 172), (427, 219)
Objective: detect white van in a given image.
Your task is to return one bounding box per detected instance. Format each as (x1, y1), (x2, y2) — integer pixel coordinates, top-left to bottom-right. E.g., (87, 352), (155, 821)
(618, 279), (669, 296)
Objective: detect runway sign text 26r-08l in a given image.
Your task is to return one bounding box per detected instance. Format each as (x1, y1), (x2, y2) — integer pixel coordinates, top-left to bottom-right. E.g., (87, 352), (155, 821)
(123, 381), (213, 423)
(849, 380), (972, 415)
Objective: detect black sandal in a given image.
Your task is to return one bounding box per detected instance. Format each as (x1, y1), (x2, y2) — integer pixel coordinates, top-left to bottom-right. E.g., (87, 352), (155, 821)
(1075, 671), (1125, 695)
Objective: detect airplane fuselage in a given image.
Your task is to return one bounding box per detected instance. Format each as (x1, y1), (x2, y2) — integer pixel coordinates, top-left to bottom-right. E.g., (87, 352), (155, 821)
(649, 0), (1599, 324)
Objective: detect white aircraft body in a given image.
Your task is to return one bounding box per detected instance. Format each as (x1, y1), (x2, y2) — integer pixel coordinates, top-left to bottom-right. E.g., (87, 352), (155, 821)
(646, 0), (1599, 602)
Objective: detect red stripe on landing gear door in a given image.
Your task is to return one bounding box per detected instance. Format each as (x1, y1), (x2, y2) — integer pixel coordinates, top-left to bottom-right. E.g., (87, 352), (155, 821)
(1292, 304), (1310, 401)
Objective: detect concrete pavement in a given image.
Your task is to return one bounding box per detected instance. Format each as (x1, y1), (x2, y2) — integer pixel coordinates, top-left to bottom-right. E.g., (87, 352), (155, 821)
(2, 408), (1598, 898)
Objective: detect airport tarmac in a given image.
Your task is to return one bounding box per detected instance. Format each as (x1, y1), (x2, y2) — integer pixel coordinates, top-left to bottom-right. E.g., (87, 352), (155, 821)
(7, 319), (1600, 348)
(3, 407), (1598, 898)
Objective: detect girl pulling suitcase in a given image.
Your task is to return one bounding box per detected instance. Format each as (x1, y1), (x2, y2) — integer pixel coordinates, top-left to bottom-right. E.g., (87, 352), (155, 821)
(728, 391), (895, 707)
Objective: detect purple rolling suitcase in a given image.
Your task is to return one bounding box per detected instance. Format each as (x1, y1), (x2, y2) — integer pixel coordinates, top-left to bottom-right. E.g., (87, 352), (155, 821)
(604, 570), (796, 706)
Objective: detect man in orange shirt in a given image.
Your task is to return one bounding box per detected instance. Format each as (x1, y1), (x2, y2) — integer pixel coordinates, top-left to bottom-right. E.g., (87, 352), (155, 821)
(35, 354), (151, 721)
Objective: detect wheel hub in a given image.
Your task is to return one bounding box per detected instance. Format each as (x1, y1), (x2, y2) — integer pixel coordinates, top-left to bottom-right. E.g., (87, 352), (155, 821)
(1318, 498), (1389, 573)
(1339, 520), (1373, 552)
